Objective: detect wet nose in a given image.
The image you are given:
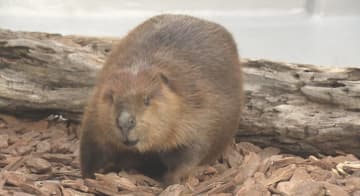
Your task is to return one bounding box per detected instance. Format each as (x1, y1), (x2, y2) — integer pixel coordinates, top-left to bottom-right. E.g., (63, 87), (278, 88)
(117, 111), (136, 135)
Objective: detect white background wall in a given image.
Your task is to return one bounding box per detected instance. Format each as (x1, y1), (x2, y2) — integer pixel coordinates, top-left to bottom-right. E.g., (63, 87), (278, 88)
(0, 0), (359, 67)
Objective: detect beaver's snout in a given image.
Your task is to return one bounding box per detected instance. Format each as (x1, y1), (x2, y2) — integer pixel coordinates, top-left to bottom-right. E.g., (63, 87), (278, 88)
(117, 111), (137, 145)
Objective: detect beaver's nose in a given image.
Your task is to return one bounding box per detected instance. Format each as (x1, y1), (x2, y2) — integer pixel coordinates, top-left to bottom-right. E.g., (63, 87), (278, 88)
(117, 111), (136, 136)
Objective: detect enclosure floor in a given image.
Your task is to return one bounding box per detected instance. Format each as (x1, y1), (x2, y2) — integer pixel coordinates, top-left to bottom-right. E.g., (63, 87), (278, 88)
(0, 114), (359, 195)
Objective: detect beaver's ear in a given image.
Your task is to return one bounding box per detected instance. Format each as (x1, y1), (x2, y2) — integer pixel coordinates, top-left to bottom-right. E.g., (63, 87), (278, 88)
(160, 73), (176, 90)
(103, 89), (114, 104)
(159, 73), (169, 85)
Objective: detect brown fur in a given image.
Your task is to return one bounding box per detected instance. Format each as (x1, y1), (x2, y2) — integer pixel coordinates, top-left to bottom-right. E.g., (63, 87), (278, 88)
(80, 14), (243, 185)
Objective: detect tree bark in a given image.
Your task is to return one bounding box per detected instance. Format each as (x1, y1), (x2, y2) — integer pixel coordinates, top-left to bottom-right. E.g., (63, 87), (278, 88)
(0, 29), (359, 157)
(238, 59), (360, 157)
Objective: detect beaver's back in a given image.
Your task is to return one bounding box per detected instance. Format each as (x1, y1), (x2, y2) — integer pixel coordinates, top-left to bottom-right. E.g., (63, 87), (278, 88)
(105, 14), (241, 97)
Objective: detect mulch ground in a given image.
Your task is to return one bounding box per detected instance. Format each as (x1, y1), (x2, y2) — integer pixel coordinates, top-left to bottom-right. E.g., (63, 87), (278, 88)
(0, 114), (359, 196)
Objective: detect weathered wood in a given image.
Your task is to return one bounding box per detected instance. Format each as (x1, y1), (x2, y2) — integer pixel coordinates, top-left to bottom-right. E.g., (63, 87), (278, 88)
(0, 29), (113, 119)
(238, 59), (360, 157)
(0, 29), (359, 157)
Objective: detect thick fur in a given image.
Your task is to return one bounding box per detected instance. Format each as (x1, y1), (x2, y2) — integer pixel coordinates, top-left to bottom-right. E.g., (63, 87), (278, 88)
(80, 14), (243, 184)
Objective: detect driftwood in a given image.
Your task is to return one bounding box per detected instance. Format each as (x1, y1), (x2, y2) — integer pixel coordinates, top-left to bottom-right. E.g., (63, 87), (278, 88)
(0, 29), (359, 157)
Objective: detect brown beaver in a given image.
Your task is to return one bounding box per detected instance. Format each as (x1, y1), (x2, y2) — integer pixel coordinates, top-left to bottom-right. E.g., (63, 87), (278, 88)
(80, 14), (243, 184)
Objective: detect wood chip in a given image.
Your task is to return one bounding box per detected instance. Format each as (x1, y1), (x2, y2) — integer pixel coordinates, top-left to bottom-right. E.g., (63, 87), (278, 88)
(159, 184), (185, 196)
(84, 178), (119, 195)
(42, 153), (74, 164)
(222, 144), (244, 168)
(234, 152), (261, 184)
(95, 173), (137, 191)
(0, 134), (9, 148)
(193, 169), (238, 194)
(207, 181), (235, 194)
(37, 181), (62, 196)
(3, 171), (27, 186)
(322, 182), (348, 196)
(262, 164), (296, 186)
(3, 156), (26, 171)
(61, 179), (89, 192)
(16, 145), (33, 156)
(25, 157), (52, 174)
(61, 187), (93, 196)
(12, 191), (35, 196)
(234, 178), (270, 196)
(18, 182), (48, 196)
(276, 167), (313, 195)
(35, 140), (52, 153)
(336, 161), (360, 175)
(290, 181), (326, 196)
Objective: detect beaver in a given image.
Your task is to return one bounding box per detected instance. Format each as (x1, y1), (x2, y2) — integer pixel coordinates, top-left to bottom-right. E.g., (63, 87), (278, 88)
(80, 14), (243, 184)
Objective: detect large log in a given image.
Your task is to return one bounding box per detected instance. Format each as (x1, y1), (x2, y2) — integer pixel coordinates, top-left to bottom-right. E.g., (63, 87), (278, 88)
(0, 29), (359, 157)
(239, 60), (360, 157)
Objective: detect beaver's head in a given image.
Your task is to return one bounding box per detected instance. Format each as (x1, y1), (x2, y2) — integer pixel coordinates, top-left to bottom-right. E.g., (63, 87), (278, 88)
(101, 67), (185, 152)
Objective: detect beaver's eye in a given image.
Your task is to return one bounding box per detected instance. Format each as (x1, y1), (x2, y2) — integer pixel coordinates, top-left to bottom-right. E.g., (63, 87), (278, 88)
(144, 95), (151, 106)
(115, 100), (124, 109)
(104, 90), (114, 104)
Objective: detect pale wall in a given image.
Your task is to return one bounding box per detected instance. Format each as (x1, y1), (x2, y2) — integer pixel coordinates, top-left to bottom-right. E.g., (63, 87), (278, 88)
(1, 0), (359, 67)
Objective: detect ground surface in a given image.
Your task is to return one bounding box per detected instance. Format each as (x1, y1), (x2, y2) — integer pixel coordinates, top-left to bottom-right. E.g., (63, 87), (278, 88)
(0, 114), (359, 196)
